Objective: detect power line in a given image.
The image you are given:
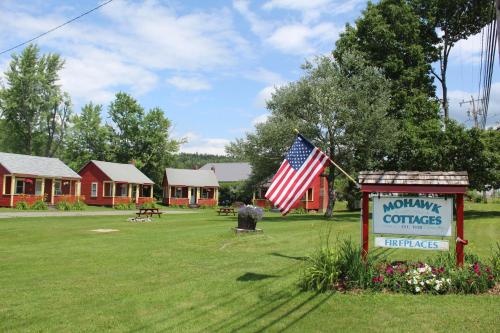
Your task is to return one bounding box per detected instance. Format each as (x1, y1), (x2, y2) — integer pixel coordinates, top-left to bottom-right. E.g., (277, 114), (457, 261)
(0, 0), (114, 56)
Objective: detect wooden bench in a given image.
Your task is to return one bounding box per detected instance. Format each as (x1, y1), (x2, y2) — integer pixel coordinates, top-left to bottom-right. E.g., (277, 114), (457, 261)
(217, 207), (236, 216)
(136, 208), (163, 218)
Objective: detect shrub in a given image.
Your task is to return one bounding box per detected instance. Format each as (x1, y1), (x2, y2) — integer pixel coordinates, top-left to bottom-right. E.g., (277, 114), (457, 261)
(15, 201), (30, 210)
(55, 201), (72, 211)
(140, 202), (159, 209)
(72, 201), (87, 211)
(292, 208), (307, 215)
(31, 200), (48, 210)
(300, 240), (498, 294)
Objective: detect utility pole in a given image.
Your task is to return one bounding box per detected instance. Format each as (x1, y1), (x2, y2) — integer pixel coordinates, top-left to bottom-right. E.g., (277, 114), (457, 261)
(459, 96), (485, 129)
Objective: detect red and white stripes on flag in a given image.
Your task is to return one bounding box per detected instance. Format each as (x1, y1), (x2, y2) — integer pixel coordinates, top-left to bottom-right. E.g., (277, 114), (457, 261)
(265, 134), (329, 215)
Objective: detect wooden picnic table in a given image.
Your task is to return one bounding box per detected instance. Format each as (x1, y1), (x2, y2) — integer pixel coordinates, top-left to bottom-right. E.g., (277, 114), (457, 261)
(136, 208), (162, 218)
(217, 207), (236, 216)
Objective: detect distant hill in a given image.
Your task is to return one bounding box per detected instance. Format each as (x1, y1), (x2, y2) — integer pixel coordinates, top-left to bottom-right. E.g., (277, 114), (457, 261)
(171, 153), (244, 169)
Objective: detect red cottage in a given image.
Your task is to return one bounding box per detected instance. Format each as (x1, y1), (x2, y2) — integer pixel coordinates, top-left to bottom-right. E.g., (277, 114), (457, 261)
(79, 160), (154, 207)
(253, 173), (329, 213)
(162, 168), (219, 207)
(0, 152), (82, 207)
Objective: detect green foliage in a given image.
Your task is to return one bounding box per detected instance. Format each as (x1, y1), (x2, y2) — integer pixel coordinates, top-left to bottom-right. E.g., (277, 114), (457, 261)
(0, 44), (71, 156)
(15, 201), (30, 210)
(114, 202), (136, 210)
(64, 103), (113, 171)
(218, 181), (253, 206)
(140, 202), (159, 209)
(490, 243), (500, 279)
(334, 0), (439, 122)
(291, 208), (307, 215)
(55, 201), (72, 211)
(300, 238), (372, 291)
(409, 0), (494, 118)
(31, 200), (48, 210)
(71, 201), (87, 211)
(230, 53), (395, 217)
(171, 153), (241, 169)
(301, 242), (497, 294)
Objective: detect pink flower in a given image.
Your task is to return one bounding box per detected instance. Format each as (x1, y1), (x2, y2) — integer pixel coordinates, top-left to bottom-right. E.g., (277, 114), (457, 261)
(372, 275), (384, 284)
(385, 266), (394, 275)
(473, 263), (481, 275)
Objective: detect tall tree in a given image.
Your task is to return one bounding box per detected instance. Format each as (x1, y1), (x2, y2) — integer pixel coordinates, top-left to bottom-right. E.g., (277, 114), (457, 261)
(334, 0), (440, 123)
(410, 0), (495, 119)
(64, 103), (113, 170)
(228, 53), (396, 217)
(0, 44), (71, 156)
(107, 92), (180, 190)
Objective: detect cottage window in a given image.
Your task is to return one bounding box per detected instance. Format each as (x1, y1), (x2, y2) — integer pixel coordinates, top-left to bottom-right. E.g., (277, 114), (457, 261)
(307, 188), (313, 201)
(141, 185), (151, 197)
(54, 180), (62, 195)
(120, 184), (128, 197)
(15, 179), (25, 194)
(91, 183), (98, 197)
(175, 187), (183, 198)
(35, 179), (43, 195)
(201, 188), (212, 199)
(103, 182), (112, 197)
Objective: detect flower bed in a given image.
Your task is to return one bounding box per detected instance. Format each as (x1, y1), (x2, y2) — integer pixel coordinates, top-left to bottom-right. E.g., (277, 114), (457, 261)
(300, 239), (499, 295)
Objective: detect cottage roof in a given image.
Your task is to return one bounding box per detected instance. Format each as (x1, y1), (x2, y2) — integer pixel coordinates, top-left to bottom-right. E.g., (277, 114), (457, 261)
(199, 162), (252, 182)
(165, 168), (219, 187)
(0, 152), (81, 179)
(90, 160), (154, 184)
(358, 171), (469, 186)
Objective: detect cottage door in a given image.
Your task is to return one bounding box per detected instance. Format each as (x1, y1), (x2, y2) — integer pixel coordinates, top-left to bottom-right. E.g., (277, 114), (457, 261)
(190, 188), (197, 205)
(44, 179), (52, 203)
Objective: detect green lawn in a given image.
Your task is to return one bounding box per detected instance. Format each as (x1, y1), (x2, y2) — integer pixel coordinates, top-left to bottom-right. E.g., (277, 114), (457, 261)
(0, 202), (498, 332)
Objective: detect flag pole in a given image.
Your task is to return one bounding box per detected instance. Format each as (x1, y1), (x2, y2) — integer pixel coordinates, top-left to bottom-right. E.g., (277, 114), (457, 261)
(294, 129), (359, 187)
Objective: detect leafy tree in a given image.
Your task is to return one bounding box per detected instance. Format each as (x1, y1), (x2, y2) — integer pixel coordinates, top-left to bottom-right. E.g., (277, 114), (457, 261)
(0, 44), (71, 156)
(172, 153), (242, 169)
(409, 0), (495, 119)
(229, 53), (396, 217)
(107, 92), (180, 191)
(334, 0), (440, 123)
(64, 103), (113, 170)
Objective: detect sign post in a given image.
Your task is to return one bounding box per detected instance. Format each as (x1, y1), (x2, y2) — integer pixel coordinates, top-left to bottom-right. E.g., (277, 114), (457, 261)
(358, 171), (469, 266)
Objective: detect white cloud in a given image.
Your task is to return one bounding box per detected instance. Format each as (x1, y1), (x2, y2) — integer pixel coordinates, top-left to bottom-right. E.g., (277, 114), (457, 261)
(0, 1), (247, 104)
(234, 0), (340, 55)
(245, 67), (285, 85)
(255, 85), (278, 108)
(266, 22), (338, 54)
(180, 132), (230, 155)
(450, 31), (484, 64)
(167, 76), (211, 91)
(252, 113), (270, 125)
(447, 83), (500, 127)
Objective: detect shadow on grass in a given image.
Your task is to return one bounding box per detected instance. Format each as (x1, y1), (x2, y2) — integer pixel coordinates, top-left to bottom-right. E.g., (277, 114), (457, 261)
(270, 252), (308, 261)
(237, 272), (278, 282)
(464, 210), (500, 220)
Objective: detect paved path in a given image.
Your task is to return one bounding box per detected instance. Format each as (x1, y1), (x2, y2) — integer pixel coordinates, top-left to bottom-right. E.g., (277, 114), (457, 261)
(0, 210), (196, 219)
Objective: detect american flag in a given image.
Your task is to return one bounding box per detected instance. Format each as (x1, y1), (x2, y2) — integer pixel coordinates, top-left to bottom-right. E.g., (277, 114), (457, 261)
(265, 134), (330, 215)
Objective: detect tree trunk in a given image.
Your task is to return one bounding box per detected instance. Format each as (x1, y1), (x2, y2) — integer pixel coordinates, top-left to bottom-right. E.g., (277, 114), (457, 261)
(441, 37), (449, 121)
(324, 167), (336, 218)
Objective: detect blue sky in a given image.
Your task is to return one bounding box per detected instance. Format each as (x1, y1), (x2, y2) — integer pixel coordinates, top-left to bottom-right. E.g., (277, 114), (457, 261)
(0, 0), (498, 154)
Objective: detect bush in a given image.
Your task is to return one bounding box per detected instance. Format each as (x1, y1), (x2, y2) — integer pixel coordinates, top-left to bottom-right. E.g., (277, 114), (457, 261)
(140, 202), (159, 209)
(292, 208), (308, 215)
(55, 201), (72, 211)
(300, 238), (372, 292)
(31, 200), (48, 210)
(72, 201), (87, 211)
(15, 201), (30, 210)
(300, 239), (498, 294)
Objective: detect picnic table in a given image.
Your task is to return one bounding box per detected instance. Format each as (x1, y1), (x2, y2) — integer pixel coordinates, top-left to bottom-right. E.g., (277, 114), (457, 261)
(217, 207), (236, 216)
(136, 208), (162, 218)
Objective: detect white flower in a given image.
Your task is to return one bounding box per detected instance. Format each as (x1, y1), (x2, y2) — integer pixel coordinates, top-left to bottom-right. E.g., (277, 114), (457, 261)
(415, 287), (421, 292)
(435, 285), (440, 291)
(420, 281), (425, 286)
(446, 278), (451, 284)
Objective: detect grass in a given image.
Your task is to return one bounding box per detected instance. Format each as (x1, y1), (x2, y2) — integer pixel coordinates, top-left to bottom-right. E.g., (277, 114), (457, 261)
(0, 202), (498, 332)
